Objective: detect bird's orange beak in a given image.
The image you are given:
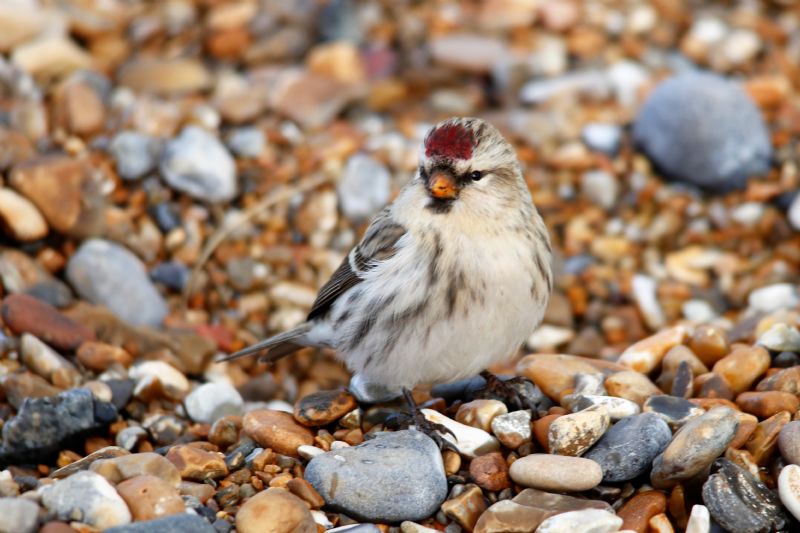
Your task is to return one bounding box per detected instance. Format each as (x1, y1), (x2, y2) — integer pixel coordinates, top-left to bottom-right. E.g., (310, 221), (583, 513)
(428, 171), (458, 200)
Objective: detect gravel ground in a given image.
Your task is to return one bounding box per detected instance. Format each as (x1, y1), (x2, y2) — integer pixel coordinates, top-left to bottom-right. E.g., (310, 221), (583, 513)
(1, 1), (800, 532)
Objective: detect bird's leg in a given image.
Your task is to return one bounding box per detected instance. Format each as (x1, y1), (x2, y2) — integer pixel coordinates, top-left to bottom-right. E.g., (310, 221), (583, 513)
(478, 370), (538, 412)
(401, 388), (459, 452)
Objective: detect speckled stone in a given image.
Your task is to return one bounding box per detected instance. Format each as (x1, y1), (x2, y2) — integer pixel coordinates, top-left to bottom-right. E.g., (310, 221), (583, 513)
(548, 405), (610, 456)
(584, 413), (672, 482)
(490, 409), (531, 449)
(702, 459), (788, 533)
(651, 407), (739, 489)
(304, 430), (447, 523)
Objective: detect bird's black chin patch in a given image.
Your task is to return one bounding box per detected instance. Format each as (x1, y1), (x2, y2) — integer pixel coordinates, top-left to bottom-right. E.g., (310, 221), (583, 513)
(427, 197), (455, 214)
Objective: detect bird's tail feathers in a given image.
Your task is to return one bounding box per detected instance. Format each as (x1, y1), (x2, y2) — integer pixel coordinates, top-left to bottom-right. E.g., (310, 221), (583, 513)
(216, 323), (312, 363)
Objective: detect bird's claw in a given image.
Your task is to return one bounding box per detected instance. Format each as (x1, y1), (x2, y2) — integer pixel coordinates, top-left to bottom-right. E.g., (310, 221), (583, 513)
(478, 371), (537, 412)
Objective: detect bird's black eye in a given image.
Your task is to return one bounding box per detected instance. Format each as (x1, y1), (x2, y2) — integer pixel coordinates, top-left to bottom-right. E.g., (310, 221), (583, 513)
(470, 170), (483, 181)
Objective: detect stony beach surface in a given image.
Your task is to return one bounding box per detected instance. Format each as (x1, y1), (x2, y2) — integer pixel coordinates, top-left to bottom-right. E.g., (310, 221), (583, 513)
(1, 0), (800, 532)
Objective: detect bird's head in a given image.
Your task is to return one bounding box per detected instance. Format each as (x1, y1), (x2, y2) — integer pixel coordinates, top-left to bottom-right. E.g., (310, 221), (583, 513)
(417, 117), (526, 214)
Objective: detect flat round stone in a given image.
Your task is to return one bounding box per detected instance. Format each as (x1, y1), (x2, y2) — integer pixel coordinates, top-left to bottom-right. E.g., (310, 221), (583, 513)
(509, 454), (602, 492)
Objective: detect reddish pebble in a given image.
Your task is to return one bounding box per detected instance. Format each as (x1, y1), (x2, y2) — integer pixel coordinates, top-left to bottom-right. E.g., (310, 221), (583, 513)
(617, 490), (668, 533)
(1, 293), (93, 351)
(469, 452), (510, 491)
(736, 391), (799, 419)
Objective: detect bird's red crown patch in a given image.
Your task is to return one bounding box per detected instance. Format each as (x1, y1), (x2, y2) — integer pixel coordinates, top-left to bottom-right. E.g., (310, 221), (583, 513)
(425, 123), (475, 160)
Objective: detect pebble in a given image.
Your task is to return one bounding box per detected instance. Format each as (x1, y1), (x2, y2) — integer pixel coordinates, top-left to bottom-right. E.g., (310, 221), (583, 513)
(226, 127), (266, 158)
(651, 407), (739, 489)
(129, 361), (190, 401)
(109, 131), (160, 181)
(116, 475), (184, 521)
(1, 293), (93, 351)
(469, 452), (510, 491)
(1, 388), (115, 461)
(104, 513), (216, 533)
(643, 395), (704, 428)
(702, 458), (788, 533)
(457, 399), (508, 432)
(236, 488), (317, 533)
(736, 391), (799, 419)
(294, 389), (357, 427)
(41, 470), (131, 530)
(517, 354), (624, 402)
(473, 499), (548, 533)
(535, 509), (623, 533)
(243, 409), (315, 456)
(76, 341), (132, 372)
(20, 333), (80, 387)
(184, 382), (243, 424)
(779, 421), (800, 465)
(66, 238), (168, 327)
(581, 123), (622, 155)
(756, 366), (800, 396)
(165, 445), (228, 481)
(509, 454), (602, 492)
(490, 409), (531, 449)
(617, 326), (688, 374)
(337, 154), (391, 221)
(631, 274), (666, 330)
(429, 34), (508, 73)
(304, 430), (447, 522)
(441, 484), (486, 531)
(0, 497), (39, 533)
(0, 188), (47, 241)
(757, 323), (800, 352)
(422, 409), (500, 458)
(685, 505), (710, 533)
(632, 71), (772, 191)
(747, 411), (790, 465)
(604, 371), (663, 406)
(584, 413), (672, 482)
(548, 404), (610, 456)
(617, 491), (667, 533)
(570, 395), (640, 421)
(711, 345), (770, 394)
(778, 464), (800, 522)
(160, 125), (237, 203)
(748, 283), (800, 314)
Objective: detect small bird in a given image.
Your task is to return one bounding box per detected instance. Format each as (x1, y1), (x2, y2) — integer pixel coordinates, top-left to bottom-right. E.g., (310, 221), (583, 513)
(223, 117), (553, 436)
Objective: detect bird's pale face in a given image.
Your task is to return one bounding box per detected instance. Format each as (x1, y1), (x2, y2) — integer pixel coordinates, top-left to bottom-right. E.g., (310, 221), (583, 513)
(417, 118), (524, 215)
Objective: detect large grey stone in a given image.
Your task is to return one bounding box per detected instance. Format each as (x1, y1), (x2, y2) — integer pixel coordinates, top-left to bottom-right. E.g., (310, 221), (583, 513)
(66, 238), (168, 327)
(584, 413), (672, 482)
(1, 388), (117, 462)
(633, 71), (772, 192)
(304, 430), (447, 522)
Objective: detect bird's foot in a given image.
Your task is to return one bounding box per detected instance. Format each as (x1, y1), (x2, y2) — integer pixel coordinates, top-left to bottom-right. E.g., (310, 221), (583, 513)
(478, 371), (538, 412)
(387, 389), (459, 452)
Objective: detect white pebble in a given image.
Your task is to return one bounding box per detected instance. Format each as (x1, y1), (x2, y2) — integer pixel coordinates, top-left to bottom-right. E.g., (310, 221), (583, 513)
(748, 283), (800, 313)
(535, 508), (622, 533)
(758, 323), (800, 353)
(779, 464), (800, 522)
(184, 382), (243, 423)
(421, 408), (500, 459)
(129, 361), (189, 400)
(685, 504), (710, 533)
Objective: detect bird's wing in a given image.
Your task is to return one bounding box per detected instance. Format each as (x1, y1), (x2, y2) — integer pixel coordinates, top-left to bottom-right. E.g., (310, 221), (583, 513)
(307, 207), (406, 321)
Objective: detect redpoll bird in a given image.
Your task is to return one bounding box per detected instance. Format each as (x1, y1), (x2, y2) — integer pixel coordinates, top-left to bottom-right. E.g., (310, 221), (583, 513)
(223, 117), (553, 422)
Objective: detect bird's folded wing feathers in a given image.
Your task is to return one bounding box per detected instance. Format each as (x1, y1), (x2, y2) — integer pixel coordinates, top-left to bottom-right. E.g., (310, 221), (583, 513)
(307, 207), (406, 320)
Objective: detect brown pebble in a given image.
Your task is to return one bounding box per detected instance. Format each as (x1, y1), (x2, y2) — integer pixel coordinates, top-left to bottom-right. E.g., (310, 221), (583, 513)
(469, 452), (510, 492)
(694, 372), (734, 400)
(178, 481), (216, 503)
(688, 325), (730, 366)
(165, 445), (228, 481)
(90, 452), (181, 487)
(116, 474), (185, 521)
(688, 398), (738, 411)
(443, 449), (462, 476)
(736, 391), (799, 418)
(1, 293), (94, 351)
(287, 477), (325, 508)
(39, 522), (77, 533)
(667, 485), (688, 531)
(456, 399), (508, 432)
(533, 414), (560, 452)
(208, 415), (242, 449)
(712, 345), (770, 394)
(756, 366), (800, 396)
(517, 353), (625, 401)
(236, 488), (316, 533)
(76, 341), (133, 372)
(441, 484), (487, 531)
(617, 490), (667, 533)
(724, 447), (760, 478)
(746, 410), (791, 464)
(244, 409), (315, 456)
(729, 413), (759, 449)
(605, 371), (663, 406)
(293, 389), (357, 427)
